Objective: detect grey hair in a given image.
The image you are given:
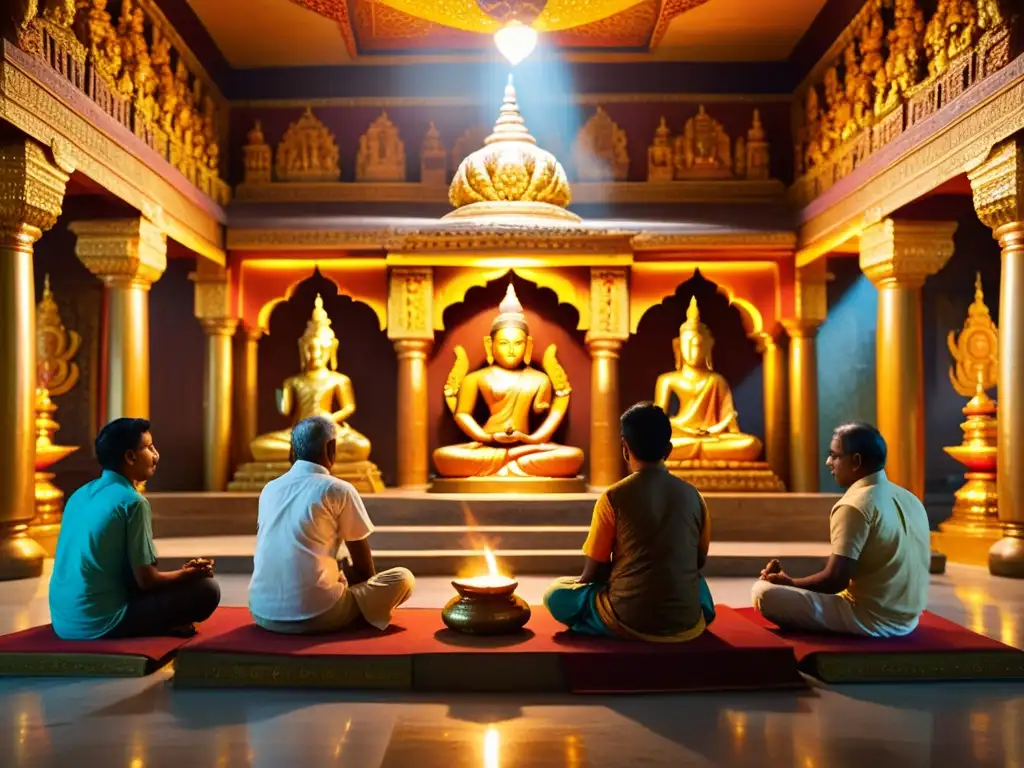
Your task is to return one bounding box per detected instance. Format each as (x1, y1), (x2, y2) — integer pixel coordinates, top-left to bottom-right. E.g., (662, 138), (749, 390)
(291, 416), (338, 462)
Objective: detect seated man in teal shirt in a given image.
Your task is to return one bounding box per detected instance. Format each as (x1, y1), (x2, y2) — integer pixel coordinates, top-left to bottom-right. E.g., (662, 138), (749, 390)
(49, 418), (220, 639)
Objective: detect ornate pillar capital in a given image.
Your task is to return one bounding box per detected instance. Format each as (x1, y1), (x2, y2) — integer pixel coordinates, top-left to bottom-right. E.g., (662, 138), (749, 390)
(585, 267), (630, 344)
(387, 267), (434, 342)
(792, 258), (829, 326)
(200, 317), (239, 337)
(0, 139), (72, 249)
(190, 260), (237, 326)
(969, 135), (1024, 235)
(781, 318), (821, 339)
(859, 219), (958, 289)
(70, 217), (167, 289)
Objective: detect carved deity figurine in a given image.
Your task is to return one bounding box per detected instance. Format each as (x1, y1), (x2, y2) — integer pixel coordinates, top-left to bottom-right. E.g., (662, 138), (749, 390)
(802, 86), (825, 169)
(432, 284), (584, 480)
(250, 294), (372, 464)
(572, 106), (629, 181)
(882, 0), (925, 108)
(243, 120), (272, 183)
(420, 122), (447, 186)
(674, 105), (731, 178)
(356, 111), (406, 182)
(647, 116), (674, 182)
(275, 107), (341, 182)
(745, 109), (770, 180)
(654, 297), (762, 463)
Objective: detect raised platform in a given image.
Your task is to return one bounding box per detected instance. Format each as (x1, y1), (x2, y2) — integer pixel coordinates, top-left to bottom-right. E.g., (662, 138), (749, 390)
(148, 490), (840, 576)
(228, 460), (384, 494)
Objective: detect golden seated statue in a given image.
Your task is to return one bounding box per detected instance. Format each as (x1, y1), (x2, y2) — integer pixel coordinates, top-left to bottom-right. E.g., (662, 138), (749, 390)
(229, 294), (383, 493)
(431, 284), (585, 493)
(654, 297), (783, 492)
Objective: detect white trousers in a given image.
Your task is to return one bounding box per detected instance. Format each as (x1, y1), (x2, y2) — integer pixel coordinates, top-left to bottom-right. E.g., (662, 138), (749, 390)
(750, 580), (876, 636)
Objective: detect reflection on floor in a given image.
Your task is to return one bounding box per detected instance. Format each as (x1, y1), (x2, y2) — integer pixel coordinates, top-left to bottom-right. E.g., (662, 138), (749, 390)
(1, 563), (1022, 767)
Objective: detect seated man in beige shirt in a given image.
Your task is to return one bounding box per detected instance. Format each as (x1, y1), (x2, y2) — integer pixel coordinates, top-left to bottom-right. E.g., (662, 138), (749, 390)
(752, 421), (930, 637)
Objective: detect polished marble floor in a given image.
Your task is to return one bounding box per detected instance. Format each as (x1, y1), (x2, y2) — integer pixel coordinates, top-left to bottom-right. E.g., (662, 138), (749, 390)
(1, 563), (1022, 767)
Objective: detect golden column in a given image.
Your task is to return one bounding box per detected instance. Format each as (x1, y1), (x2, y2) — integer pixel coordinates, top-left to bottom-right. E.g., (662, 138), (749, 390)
(191, 262), (239, 491)
(860, 219), (957, 499)
(968, 135), (1024, 577)
(760, 329), (789, 487)
(388, 268), (434, 488)
(234, 325), (262, 465)
(71, 218), (167, 421)
(586, 268), (630, 489)
(0, 139), (72, 580)
(782, 259), (828, 492)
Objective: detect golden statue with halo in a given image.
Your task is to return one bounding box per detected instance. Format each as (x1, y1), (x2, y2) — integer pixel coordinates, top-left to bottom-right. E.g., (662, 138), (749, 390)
(431, 284), (585, 492)
(654, 297), (783, 491)
(230, 294), (383, 492)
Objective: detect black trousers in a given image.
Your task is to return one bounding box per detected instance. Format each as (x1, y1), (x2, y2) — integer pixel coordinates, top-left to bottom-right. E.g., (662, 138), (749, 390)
(105, 577), (221, 638)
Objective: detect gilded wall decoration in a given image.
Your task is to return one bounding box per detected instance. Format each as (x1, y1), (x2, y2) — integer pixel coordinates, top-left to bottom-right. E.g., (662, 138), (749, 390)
(792, 0), (1016, 208)
(275, 108), (341, 183)
(356, 111), (406, 182)
(572, 106), (629, 181)
(420, 122), (447, 187)
(13, 0), (229, 205)
(647, 108), (772, 182)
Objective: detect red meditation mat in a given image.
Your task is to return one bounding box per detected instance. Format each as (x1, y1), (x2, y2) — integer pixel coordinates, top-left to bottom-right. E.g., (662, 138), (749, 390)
(735, 607), (1024, 683)
(0, 624), (189, 677)
(173, 605), (805, 693)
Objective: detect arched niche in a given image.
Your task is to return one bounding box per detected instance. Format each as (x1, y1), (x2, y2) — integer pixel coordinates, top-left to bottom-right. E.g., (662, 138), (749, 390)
(428, 272), (590, 477)
(630, 261), (780, 340)
(257, 270), (398, 484)
(621, 269), (766, 442)
(235, 255), (388, 334)
(433, 266), (590, 331)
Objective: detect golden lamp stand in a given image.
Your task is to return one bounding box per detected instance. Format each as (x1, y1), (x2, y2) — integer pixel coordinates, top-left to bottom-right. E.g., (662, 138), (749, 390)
(932, 275), (1002, 566)
(31, 276), (81, 556)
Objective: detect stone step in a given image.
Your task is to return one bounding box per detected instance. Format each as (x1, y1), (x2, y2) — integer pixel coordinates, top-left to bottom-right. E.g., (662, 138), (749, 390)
(154, 535), (833, 578)
(147, 491), (838, 543)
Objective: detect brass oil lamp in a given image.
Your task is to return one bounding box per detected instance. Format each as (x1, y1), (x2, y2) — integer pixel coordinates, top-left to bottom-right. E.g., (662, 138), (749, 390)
(441, 548), (531, 635)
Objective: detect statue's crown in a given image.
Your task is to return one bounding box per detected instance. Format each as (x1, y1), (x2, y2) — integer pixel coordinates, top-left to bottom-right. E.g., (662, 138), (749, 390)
(490, 283), (529, 334)
(679, 296), (710, 338)
(303, 294), (335, 341)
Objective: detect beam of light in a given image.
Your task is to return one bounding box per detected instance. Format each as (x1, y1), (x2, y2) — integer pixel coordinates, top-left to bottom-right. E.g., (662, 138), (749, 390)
(483, 546), (499, 576)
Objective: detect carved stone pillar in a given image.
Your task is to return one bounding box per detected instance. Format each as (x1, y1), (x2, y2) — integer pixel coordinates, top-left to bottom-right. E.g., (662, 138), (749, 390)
(388, 268), (434, 488)
(760, 329), (789, 487)
(968, 135), (1024, 577)
(235, 325), (262, 465)
(191, 262), (238, 491)
(586, 268), (630, 489)
(0, 139), (71, 580)
(782, 259), (827, 492)
(71, 218), (167, 421)
(860, 219), (957, 500)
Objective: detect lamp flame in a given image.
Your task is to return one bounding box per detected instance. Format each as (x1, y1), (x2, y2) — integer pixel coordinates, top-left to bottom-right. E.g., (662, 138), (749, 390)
(483, 546), (499, 576)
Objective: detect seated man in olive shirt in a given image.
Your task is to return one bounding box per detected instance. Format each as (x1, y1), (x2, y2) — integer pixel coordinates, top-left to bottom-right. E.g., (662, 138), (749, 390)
(752, 421), (931, 637)
(544, 402), (715, 641)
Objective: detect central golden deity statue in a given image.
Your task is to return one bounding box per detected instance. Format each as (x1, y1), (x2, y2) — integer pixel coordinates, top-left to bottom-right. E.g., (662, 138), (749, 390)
(655, 297), (762, 463)
(231, 294), (383, 492)
(431, 284), (585, 492)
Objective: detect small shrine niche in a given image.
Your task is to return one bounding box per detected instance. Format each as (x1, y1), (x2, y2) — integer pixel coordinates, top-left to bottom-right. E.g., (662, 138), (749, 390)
(274, 107), (341, 182)
(673, 105), (731, 179)
(572, 106), (629, 182)
(420, 122), (447, 186)
(356, 111), (407, 182)
(452, 125), (488, 171)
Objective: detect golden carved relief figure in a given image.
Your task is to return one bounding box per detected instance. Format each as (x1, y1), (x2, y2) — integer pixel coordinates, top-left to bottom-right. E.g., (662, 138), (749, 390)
(243, 120), (272, 183)
(420, 122), (447, 186)
(432, 284), (584, 483)
(356, 111), (406, 182)
(275, 107), (341, 182)
(572, 106), (629, 181)
(647, 116), (674, 182)
(674, 105), (732, 178)
(745, 109), (770, 180)
(654, 297), (762, 463)
(802, 86), (825, 170)
(250, 294), (372, 465)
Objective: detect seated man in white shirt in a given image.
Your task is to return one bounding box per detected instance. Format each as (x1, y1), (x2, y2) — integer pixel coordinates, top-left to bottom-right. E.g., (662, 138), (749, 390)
(751, 421), (930, 638)
(249, 415), (414, 634)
